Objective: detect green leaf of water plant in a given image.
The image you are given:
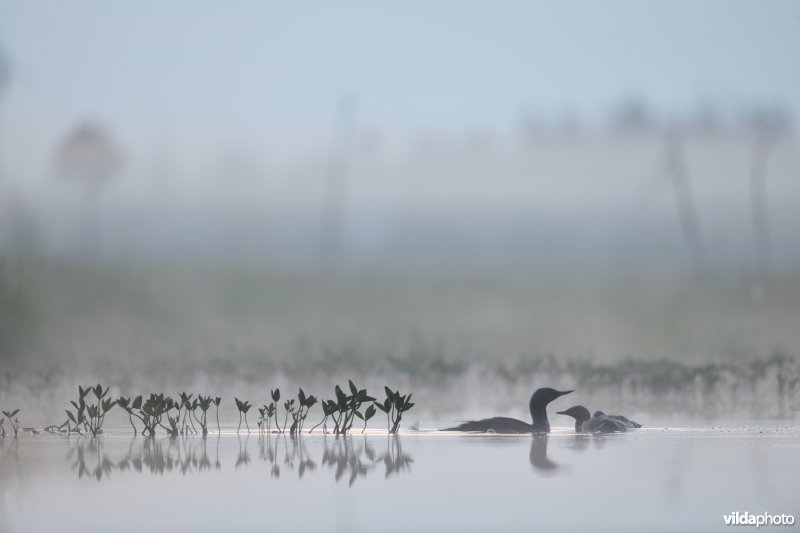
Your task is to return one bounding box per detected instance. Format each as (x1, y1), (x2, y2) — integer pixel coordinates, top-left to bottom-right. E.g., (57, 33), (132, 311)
(298, 388), (306, 405)
(349, 380), (358, 396)
(403, 394), (414, 409)
(66, 410), (76, 423)
(384, 386), (393, 399)
(10, 409), (19, 418)
(133, 395), (143, 409)
(335, 385), (346, 403)
(94, 384), (103, 399)
(365, 404), (376, 420)
(271, 389), (280, 402)
(354, 410), (364, 420)
(357, 390), (374, 402)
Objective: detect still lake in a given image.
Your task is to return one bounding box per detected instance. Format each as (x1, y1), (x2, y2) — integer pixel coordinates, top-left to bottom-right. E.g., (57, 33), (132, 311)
(1, 422), (799, 532)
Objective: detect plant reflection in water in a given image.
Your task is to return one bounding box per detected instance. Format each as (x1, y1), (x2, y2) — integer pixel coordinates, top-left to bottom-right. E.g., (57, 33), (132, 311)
(66, 434), (413, 485)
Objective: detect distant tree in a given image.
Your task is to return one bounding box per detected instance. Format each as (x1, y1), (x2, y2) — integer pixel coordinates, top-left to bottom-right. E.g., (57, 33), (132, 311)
(664, 129), (706, 274)
(0, 42), (9, 108)
(608, 97), (655, 133)
(53, 122), (122, 192)
(52, 121), (123, 254)
(318, 94), (358, 267)
(688, 102), (722, 134)
(742, 105), (793, 136)
(742, 105), (792, 298)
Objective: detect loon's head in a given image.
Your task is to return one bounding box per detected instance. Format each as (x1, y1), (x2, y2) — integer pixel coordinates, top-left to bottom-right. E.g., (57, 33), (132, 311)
(556, 405), (591, 422)
(592, 410), (606, 419)
(528, 388), (573, 433)
(556, 405), (591, 432)
(529, 388), (574, 410)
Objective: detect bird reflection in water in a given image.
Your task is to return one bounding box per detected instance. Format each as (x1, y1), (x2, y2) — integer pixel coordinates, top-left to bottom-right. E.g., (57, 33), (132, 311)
(529, 435), (559, 473)
(529, 434), (600, 475)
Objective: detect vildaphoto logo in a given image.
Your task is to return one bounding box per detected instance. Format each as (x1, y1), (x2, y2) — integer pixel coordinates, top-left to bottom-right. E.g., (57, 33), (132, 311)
(723, 512), (795, 528)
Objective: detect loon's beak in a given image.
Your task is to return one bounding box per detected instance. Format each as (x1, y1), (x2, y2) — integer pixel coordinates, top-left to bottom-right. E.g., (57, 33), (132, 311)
(557, 389), (574, 397)
(556, 409), (568, 415)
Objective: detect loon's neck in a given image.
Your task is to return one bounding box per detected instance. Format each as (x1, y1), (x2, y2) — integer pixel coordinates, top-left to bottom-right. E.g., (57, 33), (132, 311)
(530, 404), (550, 433)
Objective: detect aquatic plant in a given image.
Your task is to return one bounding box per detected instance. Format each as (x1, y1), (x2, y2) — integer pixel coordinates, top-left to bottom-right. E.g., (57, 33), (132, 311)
(65, 385), (117, 437)
(374, 387), (414, 434)
(235, 397), (252, 434)
(309, 400), (338, 434)
(256, 397), (274, 434)
(355, 404), (376, 433)
(195, 395), (212, 435)
(268, 389), (283, 433)
(257, 406), (266, 432)
(123, 393), (174, 437)
(1, 408), (20, 437)
(282, 398), (294, 433)
(41, 381), (417, 437)
(288, 388), (318, 435)
(164, 408), (181, 437)
(117, 395), (143, 435)
(214, 397), (222, 433)
(329, 381), (375, 435)
(178, 392), (194, 434)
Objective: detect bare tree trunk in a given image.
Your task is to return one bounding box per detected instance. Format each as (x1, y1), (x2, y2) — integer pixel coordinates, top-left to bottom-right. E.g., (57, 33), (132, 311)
(749, 131), (776, 296)
(664, 131), (705, 274)
(319, 94), (358, 267)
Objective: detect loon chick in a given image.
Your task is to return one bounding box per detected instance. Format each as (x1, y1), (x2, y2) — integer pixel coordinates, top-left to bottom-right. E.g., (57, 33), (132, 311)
(442, 388), (573, 434)
(556, 405), (641, 433)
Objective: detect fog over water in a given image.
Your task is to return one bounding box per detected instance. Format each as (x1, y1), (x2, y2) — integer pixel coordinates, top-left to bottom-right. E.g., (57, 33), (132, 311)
(1, 1), (799, 419)
(2, 6), (800, 533)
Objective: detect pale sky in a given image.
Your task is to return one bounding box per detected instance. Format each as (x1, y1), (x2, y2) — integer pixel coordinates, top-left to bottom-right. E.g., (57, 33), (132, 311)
(1, 0), (799, 158)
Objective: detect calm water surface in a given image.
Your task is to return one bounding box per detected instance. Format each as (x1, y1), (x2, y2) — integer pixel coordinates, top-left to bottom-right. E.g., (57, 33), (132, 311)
(1, 422), (799, 532)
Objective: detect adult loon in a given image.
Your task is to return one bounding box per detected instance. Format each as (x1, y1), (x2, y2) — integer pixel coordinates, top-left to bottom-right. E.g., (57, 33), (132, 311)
(556, 405), (641, 433)
(442, 388), (573, 434)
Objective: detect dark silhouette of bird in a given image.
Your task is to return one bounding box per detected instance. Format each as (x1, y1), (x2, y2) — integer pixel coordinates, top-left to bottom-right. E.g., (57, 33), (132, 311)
(556, 405), (641, 433)
(442, 388), (574, 433)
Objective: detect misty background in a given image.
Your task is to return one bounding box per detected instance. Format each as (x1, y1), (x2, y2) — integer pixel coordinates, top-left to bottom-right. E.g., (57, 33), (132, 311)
(1, 1), (799, 418)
